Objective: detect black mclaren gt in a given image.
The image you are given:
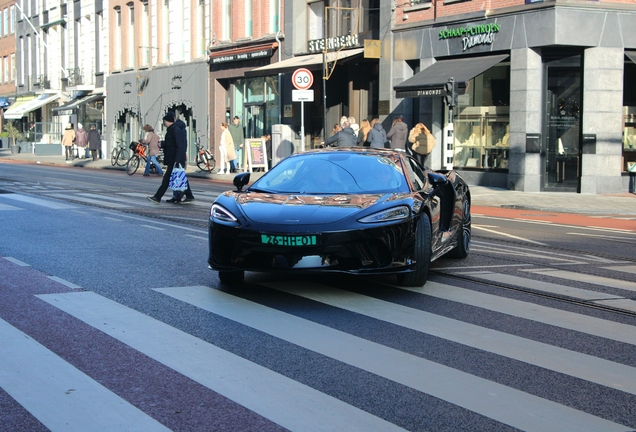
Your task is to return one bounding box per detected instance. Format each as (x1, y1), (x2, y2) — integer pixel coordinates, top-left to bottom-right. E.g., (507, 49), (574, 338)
(208, 147), (470, 286)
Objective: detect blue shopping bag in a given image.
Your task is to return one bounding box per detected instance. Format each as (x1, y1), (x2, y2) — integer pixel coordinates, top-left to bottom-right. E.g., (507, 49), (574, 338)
(169, 164), (189, 192)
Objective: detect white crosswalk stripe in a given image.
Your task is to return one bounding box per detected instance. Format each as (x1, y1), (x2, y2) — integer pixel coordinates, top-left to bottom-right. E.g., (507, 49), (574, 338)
(3, 267), (636, 431)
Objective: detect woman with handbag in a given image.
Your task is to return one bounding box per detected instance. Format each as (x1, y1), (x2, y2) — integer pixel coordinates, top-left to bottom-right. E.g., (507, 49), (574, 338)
(218, 122), (236, 174)
(408, 123), (436, 166)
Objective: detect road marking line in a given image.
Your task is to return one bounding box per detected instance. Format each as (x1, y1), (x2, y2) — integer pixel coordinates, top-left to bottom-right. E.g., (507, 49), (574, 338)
(474, 215), (636, 234)
(45, 193), (129, 208)
(37, 291), (403, 432)
(3, 257), (30, 266)
(464, 272), (618, 301)
(603, 265), (636, 275)
(399, 281), (636, 346)
(141, 224), (164, 231)
(47, 276), (82, 290)
(0, 318), (170, 432)
(472, 225), (548, 246)
(521, 269), (636, 293)
(0, 194), (77, 209)
(566, 232), (636, 244)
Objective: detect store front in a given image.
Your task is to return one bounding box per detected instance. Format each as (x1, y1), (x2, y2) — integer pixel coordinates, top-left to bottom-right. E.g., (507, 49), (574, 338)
(105, 61), (208, 164)
(391, 7), (636, 193)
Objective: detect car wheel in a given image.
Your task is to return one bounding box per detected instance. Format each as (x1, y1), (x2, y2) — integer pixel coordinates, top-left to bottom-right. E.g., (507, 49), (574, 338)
(448, 198), (471, 259)
(397, 213), (432, 287)
(218, 270), (245, 286)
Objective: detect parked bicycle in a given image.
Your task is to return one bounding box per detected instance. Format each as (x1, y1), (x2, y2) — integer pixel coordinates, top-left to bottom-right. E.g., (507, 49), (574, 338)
(110, 139), (130, 167)
(195, 137), (216, 172)
(126, 141), (147, 175)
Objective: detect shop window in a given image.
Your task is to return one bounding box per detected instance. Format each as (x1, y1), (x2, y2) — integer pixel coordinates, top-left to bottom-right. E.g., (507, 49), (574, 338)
(453, 62), (510, 170)
(623, 59), (636, 173)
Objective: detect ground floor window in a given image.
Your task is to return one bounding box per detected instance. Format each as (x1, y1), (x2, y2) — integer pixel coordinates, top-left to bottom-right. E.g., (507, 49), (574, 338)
(452, 61), (510, 170)
(232, 76), (279, 138)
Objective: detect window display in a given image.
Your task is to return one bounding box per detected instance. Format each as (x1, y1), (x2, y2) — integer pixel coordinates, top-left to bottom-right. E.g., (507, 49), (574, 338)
(453, 106), (509, 169)
(623, 107), (636, 172)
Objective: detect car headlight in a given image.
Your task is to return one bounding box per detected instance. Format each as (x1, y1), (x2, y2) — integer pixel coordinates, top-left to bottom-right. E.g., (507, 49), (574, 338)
(210, 203), (238, 223)
(358, 205), (410, 223)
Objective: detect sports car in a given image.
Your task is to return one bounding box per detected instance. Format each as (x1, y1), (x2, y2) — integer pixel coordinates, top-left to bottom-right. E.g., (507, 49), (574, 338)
(208, 147), (470, 286)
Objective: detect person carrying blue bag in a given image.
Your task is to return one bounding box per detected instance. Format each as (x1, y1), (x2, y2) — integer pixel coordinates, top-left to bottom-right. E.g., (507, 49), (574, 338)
(147, 111), (195, 204)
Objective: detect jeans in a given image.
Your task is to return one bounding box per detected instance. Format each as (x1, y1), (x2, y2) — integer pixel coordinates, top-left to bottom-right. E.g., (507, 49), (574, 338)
(64, 146), (74, 160)
(144, 155), (164, 176)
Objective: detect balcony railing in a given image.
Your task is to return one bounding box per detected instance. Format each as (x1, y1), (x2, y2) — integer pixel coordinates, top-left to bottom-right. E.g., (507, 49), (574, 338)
(34, 75), (51, 90)
(66, 68), (83, 86)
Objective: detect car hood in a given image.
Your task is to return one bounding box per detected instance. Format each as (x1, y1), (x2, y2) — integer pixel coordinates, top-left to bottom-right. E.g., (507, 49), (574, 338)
(233, 192), (388, 225)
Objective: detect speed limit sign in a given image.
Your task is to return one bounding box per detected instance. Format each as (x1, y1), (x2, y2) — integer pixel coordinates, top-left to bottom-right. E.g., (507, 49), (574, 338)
(292, 68), (314, 90)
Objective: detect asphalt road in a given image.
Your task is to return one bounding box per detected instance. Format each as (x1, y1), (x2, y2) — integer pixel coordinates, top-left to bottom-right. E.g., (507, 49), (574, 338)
(1, 162), (636, 432)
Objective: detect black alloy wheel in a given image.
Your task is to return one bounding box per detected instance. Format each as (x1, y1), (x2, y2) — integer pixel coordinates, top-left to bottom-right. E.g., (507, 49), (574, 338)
(397, 213), (432, 287)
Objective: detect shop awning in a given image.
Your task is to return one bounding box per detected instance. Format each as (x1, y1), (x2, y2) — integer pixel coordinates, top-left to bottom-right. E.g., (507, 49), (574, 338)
(626, 50), (636, 65)
(394, 54), (509, 98)
(4, 93), (61, 119)
(3, 95), (36, 118)
(52, 94), (104, 114)
(245, 47), (365, 76)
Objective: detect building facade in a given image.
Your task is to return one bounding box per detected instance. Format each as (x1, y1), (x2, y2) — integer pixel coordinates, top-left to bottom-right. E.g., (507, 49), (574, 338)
(388, 0), (636, 193)
(0, 0), (17, 138)
(104, 0), (210, 162)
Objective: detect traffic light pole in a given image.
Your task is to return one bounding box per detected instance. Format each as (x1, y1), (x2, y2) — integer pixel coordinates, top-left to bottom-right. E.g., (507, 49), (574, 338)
(443, 77), (457, 171)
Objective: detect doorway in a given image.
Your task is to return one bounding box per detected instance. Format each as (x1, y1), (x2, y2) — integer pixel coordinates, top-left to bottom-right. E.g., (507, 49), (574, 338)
(544, 53), (582, 192)
(245, 103), (265, 139)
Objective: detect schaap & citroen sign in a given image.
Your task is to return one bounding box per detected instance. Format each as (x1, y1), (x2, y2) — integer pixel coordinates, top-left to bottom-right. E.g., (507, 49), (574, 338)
(439, 23), (500, 51)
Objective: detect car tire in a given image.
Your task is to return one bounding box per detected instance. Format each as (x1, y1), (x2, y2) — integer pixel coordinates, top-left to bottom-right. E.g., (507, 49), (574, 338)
(397, 213), (432, 287)
(218, 270), (245, 286)
(448, 198), (471, 259)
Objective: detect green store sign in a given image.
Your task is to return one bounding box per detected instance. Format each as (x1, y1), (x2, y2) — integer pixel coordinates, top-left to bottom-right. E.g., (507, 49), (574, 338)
(439, 23), (501, 51)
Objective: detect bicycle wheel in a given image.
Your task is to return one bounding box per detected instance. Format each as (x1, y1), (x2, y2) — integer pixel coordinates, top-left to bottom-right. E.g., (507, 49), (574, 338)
(111, 148), (119, 166)
(117, 148), (130, 166)
(126, 155), (140, 175)
(205, 150), (216, 171)
(196, 152), (211, 172)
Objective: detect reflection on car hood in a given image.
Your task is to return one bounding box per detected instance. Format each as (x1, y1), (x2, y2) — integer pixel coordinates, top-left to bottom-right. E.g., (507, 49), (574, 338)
(233, 192), (386, 225)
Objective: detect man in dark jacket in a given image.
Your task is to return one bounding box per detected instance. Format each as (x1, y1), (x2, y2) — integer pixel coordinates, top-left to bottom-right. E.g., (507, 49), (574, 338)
(368, 118), (387, 149)
(228, 116), (244, 172)
(322, 121), (357, 148)
(147, 111), (195, 204)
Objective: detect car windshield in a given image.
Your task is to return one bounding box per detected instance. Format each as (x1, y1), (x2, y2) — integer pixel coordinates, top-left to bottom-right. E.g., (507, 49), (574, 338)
(250, 152), (409, 194)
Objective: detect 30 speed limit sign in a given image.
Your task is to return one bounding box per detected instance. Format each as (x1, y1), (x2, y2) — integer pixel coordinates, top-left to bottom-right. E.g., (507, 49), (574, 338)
(292, 68), (314, 90)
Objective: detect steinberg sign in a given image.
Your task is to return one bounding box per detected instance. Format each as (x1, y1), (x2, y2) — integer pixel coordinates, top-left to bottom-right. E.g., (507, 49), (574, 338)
(439, 23), (500, 51)
(308, 34), (359, 53)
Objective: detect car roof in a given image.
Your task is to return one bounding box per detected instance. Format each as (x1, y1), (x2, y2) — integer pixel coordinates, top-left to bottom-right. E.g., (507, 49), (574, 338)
(293, 147), (407, 157)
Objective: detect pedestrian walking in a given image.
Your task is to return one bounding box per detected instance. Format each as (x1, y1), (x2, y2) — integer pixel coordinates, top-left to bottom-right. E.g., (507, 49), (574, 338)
(75, 123), (88, 158)
(147, 111), (195, 204)
(322, 121), (357, 148)
(218, 122), (236, 174)
(348, 116), (360, 137)
(331, 123), (342, 136)
(386, 117), (408, 151)
(408, 122), (436, 166)
(87, 125), (101, 161)
(140, 124), (164, 177)
(367, 118), (387, 149)
(228, 115), (244, 172)
(357, 119), (371, 146)
(62, 123), (76, 162)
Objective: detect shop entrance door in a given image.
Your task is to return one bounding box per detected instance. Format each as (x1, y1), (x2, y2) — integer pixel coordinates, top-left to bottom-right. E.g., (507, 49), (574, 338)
(245, 103), (265, 139)
(544, 54), (582, 192)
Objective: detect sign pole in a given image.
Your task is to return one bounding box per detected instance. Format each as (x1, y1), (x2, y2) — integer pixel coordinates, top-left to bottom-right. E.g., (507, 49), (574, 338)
(300, 101), (305, 152)
(292, 68), (314, 152)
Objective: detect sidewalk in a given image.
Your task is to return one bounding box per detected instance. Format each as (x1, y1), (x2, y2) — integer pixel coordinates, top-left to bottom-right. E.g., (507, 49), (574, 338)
(1, 148), (634, 216)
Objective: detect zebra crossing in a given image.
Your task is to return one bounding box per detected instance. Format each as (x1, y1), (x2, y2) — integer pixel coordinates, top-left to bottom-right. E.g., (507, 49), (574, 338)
(2, 257), (636, 431)
(0, 190), (219, 210)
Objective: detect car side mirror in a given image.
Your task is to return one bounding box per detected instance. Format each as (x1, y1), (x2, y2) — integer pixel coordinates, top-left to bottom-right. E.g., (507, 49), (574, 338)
(233, 172), (251, 192)
(427, 172), (448, 186)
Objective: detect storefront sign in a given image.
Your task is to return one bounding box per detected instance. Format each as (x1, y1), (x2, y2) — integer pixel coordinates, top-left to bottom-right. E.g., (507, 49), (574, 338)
(395, 88), (443, 99)
(308, 34), (359, 53)
(439, 23), (500, 52)
(210, 48), (273, 64)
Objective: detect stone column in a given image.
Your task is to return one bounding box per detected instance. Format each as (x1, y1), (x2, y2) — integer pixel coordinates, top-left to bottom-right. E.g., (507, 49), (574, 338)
(508, 47), (543, 192)
(580, 47), (624, 194)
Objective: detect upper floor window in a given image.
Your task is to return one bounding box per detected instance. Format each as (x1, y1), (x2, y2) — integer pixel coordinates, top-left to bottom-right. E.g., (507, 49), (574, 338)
(245, 0), (252, 37)
(128, 3), (135, 67)
(3, 8), (8, 36)
(9, 5), (14, 34)
(270, 0), (279, 33)
(222, 0), (231, 40)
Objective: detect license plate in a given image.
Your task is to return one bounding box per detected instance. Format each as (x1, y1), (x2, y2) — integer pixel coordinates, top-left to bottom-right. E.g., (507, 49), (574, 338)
(261, 234), (317, 247)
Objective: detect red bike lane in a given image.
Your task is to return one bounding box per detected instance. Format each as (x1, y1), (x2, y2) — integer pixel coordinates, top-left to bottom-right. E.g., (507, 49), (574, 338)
(473, 205), (636, 232)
